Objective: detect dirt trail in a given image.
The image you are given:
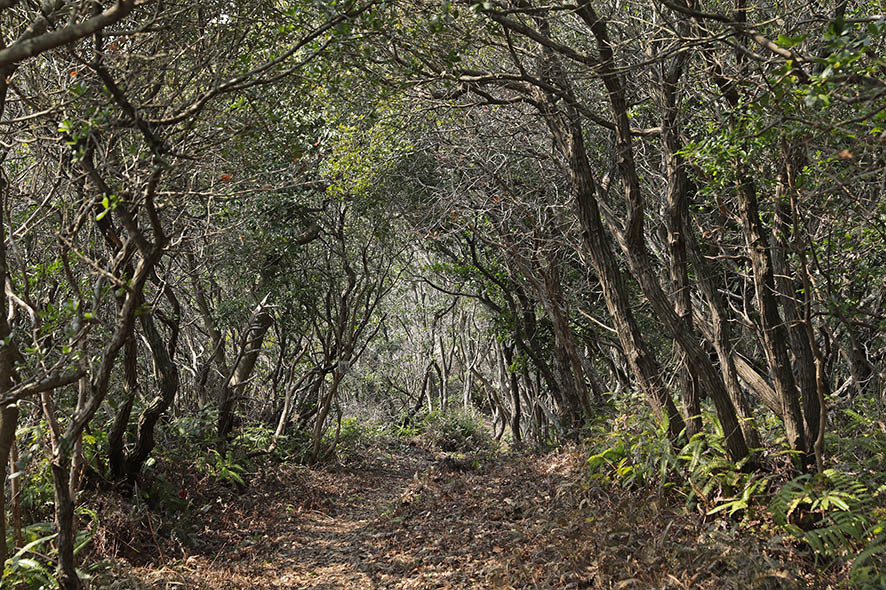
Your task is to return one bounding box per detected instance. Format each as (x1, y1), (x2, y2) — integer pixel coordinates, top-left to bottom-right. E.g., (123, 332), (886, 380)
(101, 444), (828, 589)
(247, 448), (444, 589)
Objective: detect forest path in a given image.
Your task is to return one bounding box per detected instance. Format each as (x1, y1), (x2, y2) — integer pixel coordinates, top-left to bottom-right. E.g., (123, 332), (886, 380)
(112, 443), (817, 589)
(193, 443), (587, 589)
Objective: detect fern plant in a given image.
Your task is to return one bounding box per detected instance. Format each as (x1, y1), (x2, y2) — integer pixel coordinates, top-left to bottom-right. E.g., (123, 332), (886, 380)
(3, 510), (100, 589)
(769, 470), (886, 586)
(852, 524), (886, 587)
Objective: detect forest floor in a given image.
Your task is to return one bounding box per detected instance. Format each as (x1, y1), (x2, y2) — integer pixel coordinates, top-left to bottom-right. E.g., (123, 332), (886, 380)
(91, 440), (842, 589)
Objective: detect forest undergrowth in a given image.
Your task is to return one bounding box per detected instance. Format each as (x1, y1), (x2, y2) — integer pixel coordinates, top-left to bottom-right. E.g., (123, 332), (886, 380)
(50, 408), (881, 590)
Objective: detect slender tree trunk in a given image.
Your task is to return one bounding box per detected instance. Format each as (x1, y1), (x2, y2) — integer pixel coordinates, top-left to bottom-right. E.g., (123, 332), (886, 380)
(777, 143), (826, 459)
(735, 170), (808, 464)
(51, 457), (79, 590)
(544, 261), (594, 417)
(660, 51), (703, 436)
(687, 240), (762, 448)
(268, 347), (310, 452)
(569, 146), (686, 443)
(190, 269), (228, 406)
(108, 334), (137, 479)
(217, 303), (273, 448)
(124, 296), (180, 481)
(0, 406), (18, 568)
(583, 6), (747, 461)
(502, 343), (522, 447)
(309, 365), (347, 464)
(0, 178), (20, 569)
(9, 439), (22, 548)
(438, 334), (450, 409)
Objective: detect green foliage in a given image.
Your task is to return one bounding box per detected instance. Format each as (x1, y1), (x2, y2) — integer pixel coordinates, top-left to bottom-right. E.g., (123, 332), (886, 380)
(320, 417), (388, 462)
(769, 469), (886, 585)
(583, 405), (766, 515)
(583, 399), (886, 584)
(3, 509), (101, 589)
(828, 402), (886, 474)
(12, 424), (55, 518)
(3, 522), (58, 589)
(235, 424), (277, 453)
(393, 421), (421, 438)
(420, 409), (492, 453)
(168, 406), (218, 450)
(329, 417), (377, 448)
(583, 406), (678, 490)
(319, 102), (414, 202)
(199, 450), (247, 489)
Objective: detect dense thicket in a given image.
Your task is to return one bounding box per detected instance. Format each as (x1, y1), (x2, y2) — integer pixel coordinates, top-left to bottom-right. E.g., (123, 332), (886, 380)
(0, 0), (883, 587)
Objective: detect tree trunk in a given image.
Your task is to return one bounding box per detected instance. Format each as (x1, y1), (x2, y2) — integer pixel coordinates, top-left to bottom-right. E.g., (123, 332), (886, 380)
(502, 343), (522, 447)
(9, 439), (22, 549)
(124, 293), (180, 481)
(776, 142), (826, 459)
(0, 180), (19, 568)
(309, 365), (347, 465)
(108, 334), (137, 479)
(578, 5), (748, 462)
(735, 169), (808, 465)
(50, 457), (79, 590)
(217, 303), (273, 448)
(543, 261), (594, 418)
(687, 239), (762, 448)
(660, 51), (703, 436)
(526, 10), (690, 446)
(567, 131), (686, 444)
(693, 13), (808, 465)
(0, 406), (18, 568)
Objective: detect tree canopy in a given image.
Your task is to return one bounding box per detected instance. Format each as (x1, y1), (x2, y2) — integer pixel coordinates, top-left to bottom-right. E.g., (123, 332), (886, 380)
(0, 0), (884, 587)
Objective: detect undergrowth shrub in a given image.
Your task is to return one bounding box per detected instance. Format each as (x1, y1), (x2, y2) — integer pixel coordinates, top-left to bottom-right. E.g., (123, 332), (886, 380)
(769, 469), (886, 587)
(198, 449), (248, 489)
(12, 423), (54, 519)
(321, 416), (388, 462)
(581, 393), (886, 587)
(3, 509), (102, 589)
(584, 410), (763, 516)
(420, 409), (492, 453)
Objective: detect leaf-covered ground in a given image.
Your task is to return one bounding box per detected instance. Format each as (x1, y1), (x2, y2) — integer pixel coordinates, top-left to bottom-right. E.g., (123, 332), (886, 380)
(91, 442), (842, 589)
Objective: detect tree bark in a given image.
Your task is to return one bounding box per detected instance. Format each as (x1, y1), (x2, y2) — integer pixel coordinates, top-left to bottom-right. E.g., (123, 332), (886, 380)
(660, 51), (702, 436)
(735, 170), (808, 464)
(686, 239), (762, 448)
(0, 169), (20, 569)
(562, 113), (686, 444)
(125, 288), (181, 480)
(575, 5), (747, 461)
(51, 458), (79, 590)
(502, 343), (522, 446)
(774, 143), (823, 455)
(0, 405), (18, 568)
(108, 331), (138, 479)
(217, 302), (273, 448)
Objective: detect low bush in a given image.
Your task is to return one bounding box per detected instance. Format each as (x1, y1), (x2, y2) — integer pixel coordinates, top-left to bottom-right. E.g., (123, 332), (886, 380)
(420, 409), (492, 453)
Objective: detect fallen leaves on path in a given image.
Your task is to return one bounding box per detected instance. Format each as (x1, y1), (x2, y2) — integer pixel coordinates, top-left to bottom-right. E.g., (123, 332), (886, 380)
(92, 443), (838, 589)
